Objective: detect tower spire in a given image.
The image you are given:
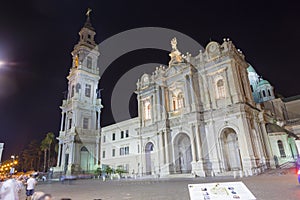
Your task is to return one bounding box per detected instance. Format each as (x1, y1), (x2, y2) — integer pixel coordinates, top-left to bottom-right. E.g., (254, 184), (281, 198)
(84, 8), (94, 30)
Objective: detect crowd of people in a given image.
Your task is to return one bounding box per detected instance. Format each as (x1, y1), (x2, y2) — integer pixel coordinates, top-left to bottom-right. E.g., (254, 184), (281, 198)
(0, 173), (52, 200)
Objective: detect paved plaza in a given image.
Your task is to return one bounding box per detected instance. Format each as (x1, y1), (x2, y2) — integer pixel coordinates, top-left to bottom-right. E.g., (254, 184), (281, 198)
(20, 168), (300, 200)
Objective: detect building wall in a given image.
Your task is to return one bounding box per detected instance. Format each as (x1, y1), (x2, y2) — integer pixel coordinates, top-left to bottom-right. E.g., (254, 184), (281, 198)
(101, 118), (139, 174)
(285, 98), (300, 120)
(268, 133), (295, 165)
(0, 143), (3, 162)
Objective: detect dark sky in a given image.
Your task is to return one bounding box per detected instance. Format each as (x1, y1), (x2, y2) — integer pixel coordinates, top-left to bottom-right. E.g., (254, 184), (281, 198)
(0, 0), (300, 160)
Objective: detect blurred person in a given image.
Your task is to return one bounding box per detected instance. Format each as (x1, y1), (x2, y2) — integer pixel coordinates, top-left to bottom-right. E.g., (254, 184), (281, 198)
(16, 176), (25, 198)
(32, 191), (52, 200)
(0, 175), (19, 200)
(25, 174), (37, 200)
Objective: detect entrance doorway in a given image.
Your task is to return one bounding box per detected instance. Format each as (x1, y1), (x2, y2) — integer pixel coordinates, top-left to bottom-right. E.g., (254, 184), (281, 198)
(145, 142), (154, 175)
(220, 128), (242, 171)
(173, 133), (192, 173)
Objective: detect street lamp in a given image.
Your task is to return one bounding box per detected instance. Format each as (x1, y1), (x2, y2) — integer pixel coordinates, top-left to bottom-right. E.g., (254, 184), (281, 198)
(10, 155), (15, 175)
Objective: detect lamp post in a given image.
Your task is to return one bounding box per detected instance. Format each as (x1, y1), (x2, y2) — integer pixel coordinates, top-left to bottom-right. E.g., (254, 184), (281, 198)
(10, 155), (15, 175)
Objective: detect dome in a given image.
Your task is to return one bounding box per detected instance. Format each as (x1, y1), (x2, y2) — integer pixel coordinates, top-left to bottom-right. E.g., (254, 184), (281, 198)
(247, 64), (256, 73)
(257, 79), (270, 87)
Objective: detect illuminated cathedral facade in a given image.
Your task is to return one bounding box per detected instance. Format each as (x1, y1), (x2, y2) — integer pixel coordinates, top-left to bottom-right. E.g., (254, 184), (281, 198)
(54, 14), (299, 177)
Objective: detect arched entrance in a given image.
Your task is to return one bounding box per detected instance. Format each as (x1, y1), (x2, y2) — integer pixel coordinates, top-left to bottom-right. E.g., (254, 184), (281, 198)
(80, 146), (89, 172)
(220, 128), (242, 171)
(173, 133), (192, 174)
(145, 142), (154, 175)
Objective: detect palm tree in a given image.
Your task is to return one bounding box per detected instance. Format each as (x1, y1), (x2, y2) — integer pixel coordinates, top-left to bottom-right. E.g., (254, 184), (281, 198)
(41, 132), (55, 171)
(40, 139), (48, 172)
(21, 140), (40, 171)
(45, 132), (55, 169)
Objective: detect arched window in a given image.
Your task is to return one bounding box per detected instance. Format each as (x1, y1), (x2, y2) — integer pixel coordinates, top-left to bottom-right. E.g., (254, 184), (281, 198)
(172, 95), (177, 110)
(144, 101), (151, 120)
(145, 142), (154, 152)
(277, 140), (286, 157)
(262, 90), (266, 97)
(268, 89), (271, 96)
(87, 56), (92, 69)
(81, 146), (88, 152)
(177, 92), (184, 109)
(216, 78), (225, 99)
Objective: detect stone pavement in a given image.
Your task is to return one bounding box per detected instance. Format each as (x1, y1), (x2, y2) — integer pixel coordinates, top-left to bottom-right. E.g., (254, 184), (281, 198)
(19, 167), (300, 200)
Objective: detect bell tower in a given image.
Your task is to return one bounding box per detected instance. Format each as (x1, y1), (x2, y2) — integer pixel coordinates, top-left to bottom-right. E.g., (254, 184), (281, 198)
(55, 9), (103, 175)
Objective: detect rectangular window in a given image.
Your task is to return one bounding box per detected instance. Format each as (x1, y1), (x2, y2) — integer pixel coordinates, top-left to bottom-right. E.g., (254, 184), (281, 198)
(102, 151), (105, 159)
(83, 118), (89, 129)
(120, 146), (129, 156)
(112, 133), (115, 141)
(85, 84), (91, 97)
(121, 131), (124, 139)
(87, 56), (92, 69)
(112, 149), (115, 157)
(120, 147), (124, 156)
(126, 130), (129, 138)
(103, 135), (106, 143)
(125, 146), (129, 155)
(68, 118), (72, 129)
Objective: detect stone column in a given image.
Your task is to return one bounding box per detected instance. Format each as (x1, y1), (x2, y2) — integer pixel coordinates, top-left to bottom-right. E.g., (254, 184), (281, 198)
(259, 121), (276, 168)
(164, 130), (170, 166)
(60, 112), (65, 131)
(159, 131), (165, 164)
(161, 87), (167, 119)
(96, 135), (100, 165)
(69, 141), (74, 164)
(189, 74), (195, 106)
(97, 111), (101, 130)
(151, 95), (154, 123)
(61, 143), (66, 171)
(202, 74), (212, 109)
(57, 143), (62, 167)
(191, 131), (197, 162)
(156, 86), (161, 121)
(184, 75), (191, 110)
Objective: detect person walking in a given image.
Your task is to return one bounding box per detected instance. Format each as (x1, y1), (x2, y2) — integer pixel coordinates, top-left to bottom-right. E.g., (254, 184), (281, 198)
(26, 174), (37, 200)
(0, 176), (19, 200)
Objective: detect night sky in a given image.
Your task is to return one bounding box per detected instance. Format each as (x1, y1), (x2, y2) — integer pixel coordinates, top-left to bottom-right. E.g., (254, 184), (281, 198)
(0, 0), (300, 160)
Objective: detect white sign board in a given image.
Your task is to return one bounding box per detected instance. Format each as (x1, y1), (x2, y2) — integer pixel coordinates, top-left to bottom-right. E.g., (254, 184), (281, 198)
(188, 181), (256, 200)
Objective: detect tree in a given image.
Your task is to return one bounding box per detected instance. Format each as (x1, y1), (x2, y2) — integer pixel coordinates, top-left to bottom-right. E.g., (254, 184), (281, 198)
(20, 140), (40, 171)
(40, 132), (55, 172)
(40, 139), (48, 172)
(45, 132), (55, 169)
